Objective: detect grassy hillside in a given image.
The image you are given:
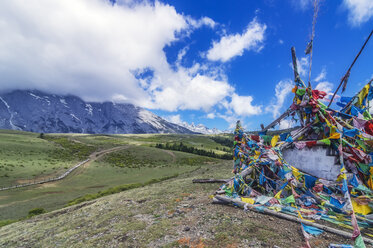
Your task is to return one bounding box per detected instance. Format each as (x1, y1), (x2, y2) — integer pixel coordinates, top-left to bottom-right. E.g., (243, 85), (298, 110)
(0, 162), (353, 247)
(0, 131), (224, 222)
(0, 130), (85, 187)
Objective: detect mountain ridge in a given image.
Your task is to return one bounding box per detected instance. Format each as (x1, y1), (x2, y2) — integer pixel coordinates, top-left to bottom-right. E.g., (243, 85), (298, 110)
(0, 90), (195, 134)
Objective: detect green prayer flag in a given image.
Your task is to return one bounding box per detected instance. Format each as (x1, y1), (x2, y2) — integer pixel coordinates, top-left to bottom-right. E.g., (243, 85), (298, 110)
(262, 135), (272, 144)
(284, 195), (295, 204)
(318, 194), (330, 201)
(358, 163), (371, 175)
(296, 88), (306, 96)
(318, 100), (327, 110)
(363, 110), (372, 120)
(319, 138), (331, 146)
(354, 234), (366, 248)
(356, 139), (367, 151)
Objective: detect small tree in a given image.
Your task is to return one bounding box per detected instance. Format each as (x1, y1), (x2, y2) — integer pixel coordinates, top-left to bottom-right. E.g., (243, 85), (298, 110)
(39, 133), (45, 139)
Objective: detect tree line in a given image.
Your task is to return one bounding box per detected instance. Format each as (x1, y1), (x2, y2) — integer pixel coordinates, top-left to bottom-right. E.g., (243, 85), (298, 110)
(155, 142), (232, 160)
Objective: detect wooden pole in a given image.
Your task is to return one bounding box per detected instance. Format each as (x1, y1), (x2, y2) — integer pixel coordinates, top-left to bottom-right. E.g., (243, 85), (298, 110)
(262, 108), (293, 132)
(328, 28), (373, 107)
(192, 179), (229, 183)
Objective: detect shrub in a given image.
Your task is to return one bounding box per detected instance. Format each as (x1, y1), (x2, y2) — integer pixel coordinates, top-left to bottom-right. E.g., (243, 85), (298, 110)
(28, 207), (46, 217)
(0, 219), (16, 227)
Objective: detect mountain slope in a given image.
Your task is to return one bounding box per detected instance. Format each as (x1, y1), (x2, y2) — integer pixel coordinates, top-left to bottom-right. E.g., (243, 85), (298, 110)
(0, 90), (194, 134)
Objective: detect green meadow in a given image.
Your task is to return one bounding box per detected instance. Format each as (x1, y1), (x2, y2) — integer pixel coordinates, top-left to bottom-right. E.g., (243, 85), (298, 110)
(0, 130), (231, 222)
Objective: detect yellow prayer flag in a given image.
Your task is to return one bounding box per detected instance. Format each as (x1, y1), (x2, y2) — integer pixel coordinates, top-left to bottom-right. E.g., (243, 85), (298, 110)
(329, 132), (341, 140)
(352, 199), (372, 215)
(271, 135), (280, 147)
(358, 84), (370, 106)
(292, 166), (302, 179)
(274, 190), (282, 199)
(241, 197), (255, 204)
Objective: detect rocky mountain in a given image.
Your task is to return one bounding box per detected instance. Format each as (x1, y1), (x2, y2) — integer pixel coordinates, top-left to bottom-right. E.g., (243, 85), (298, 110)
(0, 90), (195, 134)
(176, 122), (223, 135)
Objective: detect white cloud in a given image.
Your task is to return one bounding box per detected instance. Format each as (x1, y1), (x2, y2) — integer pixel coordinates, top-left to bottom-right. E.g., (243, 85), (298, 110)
(290, 0), (312, 10)
(147, 65), (234, 111)
(206, 18), (266, 62)
(165, 114), (183, 124)
(187, 16), (216, 29)
(0, 0), (187, 103)
(313, 68), (335, 100)
(0, 0), (238, 114)
(297, 57), (309, 77)
(315, 81), (334, 96)
(206, 112), (216, 119)
(229, 93), (262, 117)
(265, 79), (294, 118)
(279, 119), (296, 129)
(289, 57), (309, 78)
(0, 0), (267, 131)
(279, 39), (284, 44)
(314, 68), (326, 82)
(216, 113), (239, 129)
(343, 0), (373, 26)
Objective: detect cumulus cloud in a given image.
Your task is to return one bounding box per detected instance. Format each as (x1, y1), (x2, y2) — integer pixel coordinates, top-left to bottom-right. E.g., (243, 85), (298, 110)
(229, 93), (262, 116)
(206, 18), (266, 62)
(289, 57), (309, 78)
(165, 114), (183, 124)
(0, 0), (187, 103)
(312, 68), (334, 98)
(0, 0), (234, 113)
(343, 0), (373, 26)
(279, 119), (296, 129)
(314, 68), (327, 82)
(315, 81), (334, 97)
(0, 0), (267, 130)
(265, 79), (294, 118)
(187, 16), (216, 29)
(149, 71), (234, 111)
(297, 57), (309, 78)
(206, 112), (216, 119)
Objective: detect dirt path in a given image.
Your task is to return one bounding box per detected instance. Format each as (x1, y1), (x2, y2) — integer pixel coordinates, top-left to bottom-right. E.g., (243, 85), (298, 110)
(75, 146), (129, 174)
(160, 149), (176, 162)
(7, 146), (129, 190)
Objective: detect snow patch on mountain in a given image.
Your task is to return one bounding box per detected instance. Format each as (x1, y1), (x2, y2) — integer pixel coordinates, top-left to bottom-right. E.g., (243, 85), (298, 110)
(0, 96), (20, 130)
(165, 115), (223, 134)
(85, 104), (93, 116)
(180, 122), (223, 135)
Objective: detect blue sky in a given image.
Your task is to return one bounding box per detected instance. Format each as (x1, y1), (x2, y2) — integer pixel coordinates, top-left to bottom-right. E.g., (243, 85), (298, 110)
(0, 0), (372, 131)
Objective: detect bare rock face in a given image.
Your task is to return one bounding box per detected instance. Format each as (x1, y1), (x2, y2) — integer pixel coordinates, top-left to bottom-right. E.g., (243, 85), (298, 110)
(0, 90), (195, 134)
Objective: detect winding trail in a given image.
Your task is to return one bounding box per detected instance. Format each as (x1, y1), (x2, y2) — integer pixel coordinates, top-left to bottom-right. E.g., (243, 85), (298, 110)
(0, 146), (129, 191)
(160, 149), (176, 162)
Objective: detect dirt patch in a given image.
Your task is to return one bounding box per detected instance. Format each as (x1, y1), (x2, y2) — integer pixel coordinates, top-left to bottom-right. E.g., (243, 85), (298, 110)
(38, 182), (58, 188)
(160, 149), (176, 162)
